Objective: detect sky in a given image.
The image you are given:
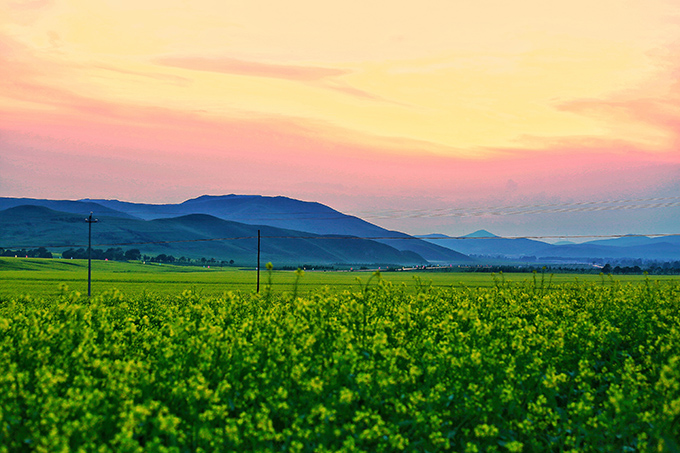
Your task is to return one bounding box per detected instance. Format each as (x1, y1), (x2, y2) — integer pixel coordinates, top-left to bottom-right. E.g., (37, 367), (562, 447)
(1, 0), (679, 239)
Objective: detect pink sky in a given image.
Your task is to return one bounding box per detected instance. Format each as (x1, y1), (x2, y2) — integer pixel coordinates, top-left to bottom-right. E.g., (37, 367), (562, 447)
(1, 0), (679, 237)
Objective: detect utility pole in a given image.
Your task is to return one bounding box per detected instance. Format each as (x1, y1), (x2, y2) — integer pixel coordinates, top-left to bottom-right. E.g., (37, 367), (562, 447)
(256, 229), (261, 293)
(86, 212), (98, 297)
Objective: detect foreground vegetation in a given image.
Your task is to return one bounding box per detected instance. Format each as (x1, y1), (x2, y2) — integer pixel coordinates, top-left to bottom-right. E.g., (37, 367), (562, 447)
(1, 273), (679, 452)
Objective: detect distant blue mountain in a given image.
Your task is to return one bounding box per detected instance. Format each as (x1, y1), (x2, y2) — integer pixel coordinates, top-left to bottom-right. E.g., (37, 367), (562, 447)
(0, 205), (427, 265)
(4, 196), (678, 262)
(584, 235), (680, 247)
(420, 231), (680, 262)
(464, 230), (498, 238)
(0, 196), (471, 264)
(0, 197), (138, 219)
(543, 241), (680, 261)
(83, 195), (472, 263)
(419, 232), (551, 258)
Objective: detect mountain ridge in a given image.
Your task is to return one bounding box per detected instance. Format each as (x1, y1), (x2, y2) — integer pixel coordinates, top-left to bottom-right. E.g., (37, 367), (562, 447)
(3, 196), (678, 262)
(420, 231), (680, 262)
(4, 195), (471, 264)
(0, 205), (428, 265)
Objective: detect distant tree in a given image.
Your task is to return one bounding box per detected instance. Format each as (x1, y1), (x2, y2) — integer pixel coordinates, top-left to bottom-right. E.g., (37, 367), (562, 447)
(155, 254), (168, 263)
(150, 254), (176, 263)
(104, 248), (125, 261)
(602, 263), (612, 274)
(35, 247), (52, 258)
(63, 248), (88, 259)
(124, 249), (142, 261)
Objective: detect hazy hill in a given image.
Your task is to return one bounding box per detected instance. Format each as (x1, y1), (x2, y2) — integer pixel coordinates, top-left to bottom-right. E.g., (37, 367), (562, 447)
(584, 235), (680, 247)
(77, 195), (473, 263)
(462, 229), (497, 238)
(0, 205), (427, 266)
(0, 197), (138, 219)
(541, 241), (680, 261)
(422, 230), (680, 262)
(7, 195), (676, 262)
(86, 195), (367, 226)
(419, 230), (552, 257)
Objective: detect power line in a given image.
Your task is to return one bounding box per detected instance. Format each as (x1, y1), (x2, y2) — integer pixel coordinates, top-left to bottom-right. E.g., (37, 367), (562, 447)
(2, 232), (680, 251)
(354, 196), (680, 219)
(21, 196), (679, 223)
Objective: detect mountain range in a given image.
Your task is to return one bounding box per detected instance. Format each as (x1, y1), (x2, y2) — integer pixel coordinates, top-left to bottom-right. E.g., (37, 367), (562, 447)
(419, 230), (680, 262)
(1, 195), (678, 265)
(0, 196), (469, 266)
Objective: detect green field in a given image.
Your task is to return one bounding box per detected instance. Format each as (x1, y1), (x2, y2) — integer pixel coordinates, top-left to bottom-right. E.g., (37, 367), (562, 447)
(0, 266), (678, 451)
(2, 257), (679, 299)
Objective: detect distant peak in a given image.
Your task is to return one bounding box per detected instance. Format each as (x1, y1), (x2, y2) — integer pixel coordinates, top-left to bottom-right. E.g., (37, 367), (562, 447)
(182, 194), (261, 203)
(4, 204), (53, 213)
(464, 229), (498, 238)
(418, 233), (450, 238)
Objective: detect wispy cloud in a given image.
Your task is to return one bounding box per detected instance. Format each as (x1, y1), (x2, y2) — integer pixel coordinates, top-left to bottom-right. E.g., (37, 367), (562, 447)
(554, 93), (680, 154)
(155, 55), (399, 103)
(318, 79), (401, 103)
(92, 64), (191, 86)
(547, 42), (680, 154)
(156, 56), (348, 82)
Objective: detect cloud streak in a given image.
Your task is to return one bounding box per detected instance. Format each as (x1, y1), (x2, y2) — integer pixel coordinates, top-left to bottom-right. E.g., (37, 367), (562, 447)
(156, 55), (395, 102)
(93, 64), (191, 86)
(156, 56), (348, 82)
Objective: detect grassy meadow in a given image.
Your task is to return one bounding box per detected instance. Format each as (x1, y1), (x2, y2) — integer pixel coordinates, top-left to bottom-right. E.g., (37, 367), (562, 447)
(2, 257), (679, 299)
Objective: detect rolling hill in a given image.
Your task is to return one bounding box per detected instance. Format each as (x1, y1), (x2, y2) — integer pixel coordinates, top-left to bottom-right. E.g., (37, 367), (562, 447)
(0, 197), (137, 219)
(1, 195), (472, 264)
(419, 231), (553, 258)
(0, 205), (427, 266)
(4, 195), (677, 263)
(421, 230), (680, 262)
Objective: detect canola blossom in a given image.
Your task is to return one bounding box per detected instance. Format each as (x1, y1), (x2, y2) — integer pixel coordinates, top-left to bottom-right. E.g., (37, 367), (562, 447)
(0, 277), (679, 452)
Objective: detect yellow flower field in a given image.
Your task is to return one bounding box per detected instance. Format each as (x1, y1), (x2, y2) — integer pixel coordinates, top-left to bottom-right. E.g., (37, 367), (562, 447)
(1, 277), (678, 451)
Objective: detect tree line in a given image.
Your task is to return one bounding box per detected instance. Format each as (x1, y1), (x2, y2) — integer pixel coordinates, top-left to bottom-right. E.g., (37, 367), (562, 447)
(1, 247), (53, 258)
(601, 262), (680, 275)
(1, 247), (234, 266)
(143, 254), (234, 266)
(62, 247), (141, 261)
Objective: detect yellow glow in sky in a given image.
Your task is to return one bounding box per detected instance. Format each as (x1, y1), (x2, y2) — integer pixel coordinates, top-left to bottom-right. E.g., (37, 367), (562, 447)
(2, 0), (680, 155)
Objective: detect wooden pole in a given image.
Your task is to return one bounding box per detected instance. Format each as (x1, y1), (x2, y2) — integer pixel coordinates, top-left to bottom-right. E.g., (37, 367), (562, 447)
(85, 212), (98, 297)
(257, 229), (261, 293)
